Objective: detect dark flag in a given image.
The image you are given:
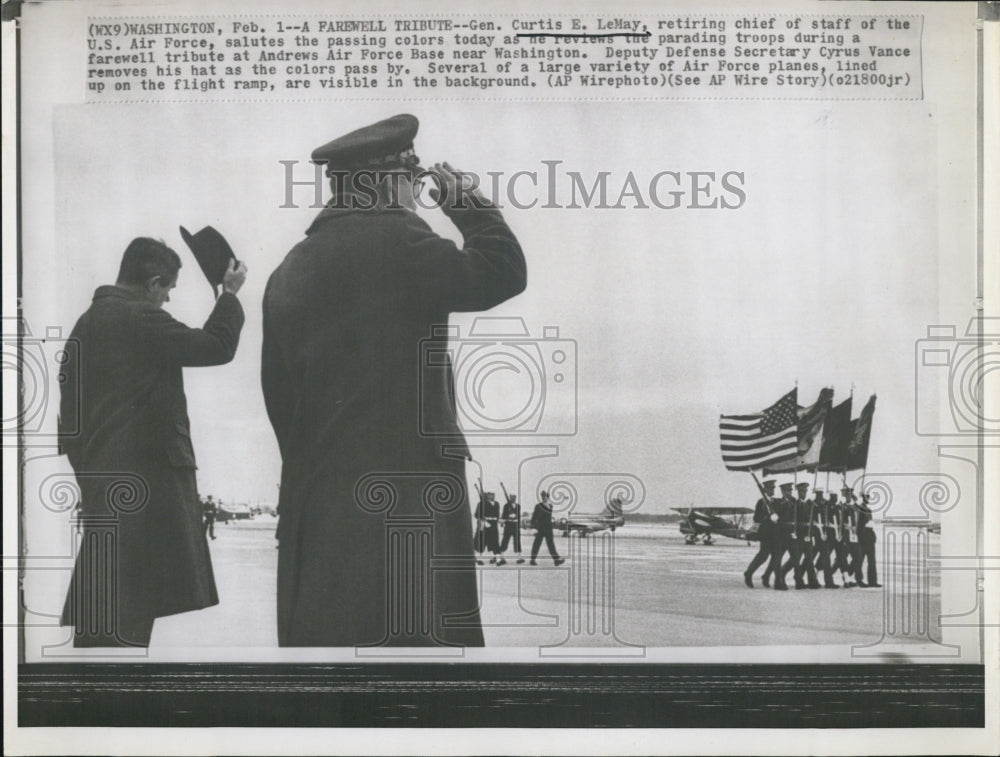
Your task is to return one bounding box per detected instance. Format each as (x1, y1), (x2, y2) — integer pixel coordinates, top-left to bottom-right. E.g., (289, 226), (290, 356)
(818, 396), (854, 471)
(720, 389), (799, 471)
(763, 387), (834, 474)
(847, 394), (877, 470)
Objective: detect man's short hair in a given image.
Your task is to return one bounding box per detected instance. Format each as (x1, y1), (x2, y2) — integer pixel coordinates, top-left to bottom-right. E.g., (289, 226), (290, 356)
(116, 237), (182, 286)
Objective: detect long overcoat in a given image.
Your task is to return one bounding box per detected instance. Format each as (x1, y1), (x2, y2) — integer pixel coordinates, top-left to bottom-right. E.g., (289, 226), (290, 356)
(59, 286), (244, 644)
(262, 199), (525, 646)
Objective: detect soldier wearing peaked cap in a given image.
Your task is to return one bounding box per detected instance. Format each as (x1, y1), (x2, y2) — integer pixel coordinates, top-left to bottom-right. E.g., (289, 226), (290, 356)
(763, 482), (795, 590)
(839, 486), (864, 587)
(476, 492), (502, 565)
(498, 491), (524, 565)
(826, 491), (849, 582)
(788, 482), (821, 589)
(744, 479), (777, 588)
(856, 494), (881, 588)
(262, 114), (526, 646)
(811, 489), (839, 588)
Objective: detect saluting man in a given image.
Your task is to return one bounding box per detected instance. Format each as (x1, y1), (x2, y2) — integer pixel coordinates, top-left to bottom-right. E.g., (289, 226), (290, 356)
(743, 478), (777, 588)
(262, 114), (526, 646)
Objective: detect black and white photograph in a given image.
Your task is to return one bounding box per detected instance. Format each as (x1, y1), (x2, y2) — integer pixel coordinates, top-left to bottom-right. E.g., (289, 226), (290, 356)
(3, 0), (998, 753)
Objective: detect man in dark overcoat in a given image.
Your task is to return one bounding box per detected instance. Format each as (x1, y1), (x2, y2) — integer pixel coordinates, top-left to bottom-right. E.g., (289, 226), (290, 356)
(261, 115), (526, 646)
(59, 237), (246, 646)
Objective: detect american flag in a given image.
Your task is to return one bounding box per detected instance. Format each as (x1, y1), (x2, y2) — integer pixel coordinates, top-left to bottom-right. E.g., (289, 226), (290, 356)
(719, 389), (799, 471)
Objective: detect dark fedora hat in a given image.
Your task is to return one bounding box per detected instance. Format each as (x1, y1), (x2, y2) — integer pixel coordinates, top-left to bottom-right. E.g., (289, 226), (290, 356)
(179, 225), (237, 298)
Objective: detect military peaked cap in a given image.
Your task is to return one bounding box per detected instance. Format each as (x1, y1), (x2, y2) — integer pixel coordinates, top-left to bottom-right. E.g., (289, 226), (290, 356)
(311, 114), (420, 172)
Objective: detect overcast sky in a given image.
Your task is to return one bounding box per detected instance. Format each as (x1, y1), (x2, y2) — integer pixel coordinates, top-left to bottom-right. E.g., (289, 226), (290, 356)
(17, 2), (980, 533)
(18, 90), (972, 520)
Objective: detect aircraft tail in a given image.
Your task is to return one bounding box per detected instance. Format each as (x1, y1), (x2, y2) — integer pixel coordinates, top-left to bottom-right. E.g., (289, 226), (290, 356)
(602, 498), (625, 521)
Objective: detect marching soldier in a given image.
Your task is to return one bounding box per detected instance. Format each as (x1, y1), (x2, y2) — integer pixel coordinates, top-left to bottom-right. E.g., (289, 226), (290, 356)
(743, 479), (778, 588)
(763, 482), (794, 590)
(856, 494), (881, 588)
(782, 482), (821, 589)
(811, 489), (839, 588)
(840, 487), (864, 587)
(476, 492), (502, 564)
(473, 489), (487, 565)
(498, 491), (524, 565)
(529, 491), (565, 566)
(203, 495), (218, 541)
(825, 491), (845, 580)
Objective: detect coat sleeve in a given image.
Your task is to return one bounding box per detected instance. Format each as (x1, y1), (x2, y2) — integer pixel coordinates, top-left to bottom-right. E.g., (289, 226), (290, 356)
(139, 293), (245, 367)
(260, 280), (291, 456)
(58, 321), (83, 470)
(393, 201), (527, 312)
(753, 500), (767, 524)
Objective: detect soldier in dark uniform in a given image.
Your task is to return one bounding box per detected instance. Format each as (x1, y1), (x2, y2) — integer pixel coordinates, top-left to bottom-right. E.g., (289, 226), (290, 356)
(840, 487), (864, 587)
(203, 495), (217, 540)
(826, 491), (847, 583)
(763, 482), (794, 590)
(477, 491), (502, 564)
(856, 494), (881, 587)
(812, 489), (839, 588)
(782, 482), (821, 589)
(498, 492), (524, 565)
(743, 479), (777, 588)
(262, 114), (525, 645)
(59, 237), (246, 646)
(529, 491), (565, 566)
(473, 489), (487, 565)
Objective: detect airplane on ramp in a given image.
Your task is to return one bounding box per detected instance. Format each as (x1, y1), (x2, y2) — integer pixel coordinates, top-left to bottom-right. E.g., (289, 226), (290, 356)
(554, 497), (626, 537)
(673, 505), (757, 545)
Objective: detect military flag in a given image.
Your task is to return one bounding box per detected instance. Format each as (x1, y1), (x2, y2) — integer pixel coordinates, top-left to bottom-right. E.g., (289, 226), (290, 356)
(763, 387), (835, 474)
(818, 396), (853, 471)
(846, 394), (877, 470)
(720, 389), (799, 471)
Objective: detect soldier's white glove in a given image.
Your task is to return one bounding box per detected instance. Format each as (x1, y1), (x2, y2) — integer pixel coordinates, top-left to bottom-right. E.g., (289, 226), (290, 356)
(770, 514), (779, 522)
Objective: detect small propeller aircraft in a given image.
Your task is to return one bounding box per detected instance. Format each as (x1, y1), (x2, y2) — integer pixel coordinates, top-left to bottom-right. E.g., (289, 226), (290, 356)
(554, 497), (626, 537)
(673, 505), (757, 545)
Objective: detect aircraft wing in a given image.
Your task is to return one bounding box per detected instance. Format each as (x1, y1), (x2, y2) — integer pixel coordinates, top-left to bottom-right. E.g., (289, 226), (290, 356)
(671, 506), (753, 515)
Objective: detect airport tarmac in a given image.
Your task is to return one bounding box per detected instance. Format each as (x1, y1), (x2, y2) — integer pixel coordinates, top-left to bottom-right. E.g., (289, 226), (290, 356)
(135, 519), (943, 660)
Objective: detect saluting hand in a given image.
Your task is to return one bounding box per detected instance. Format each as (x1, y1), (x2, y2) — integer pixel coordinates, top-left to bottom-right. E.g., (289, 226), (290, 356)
(223, 258), (248, 295)
(427, 162), (487, 209)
